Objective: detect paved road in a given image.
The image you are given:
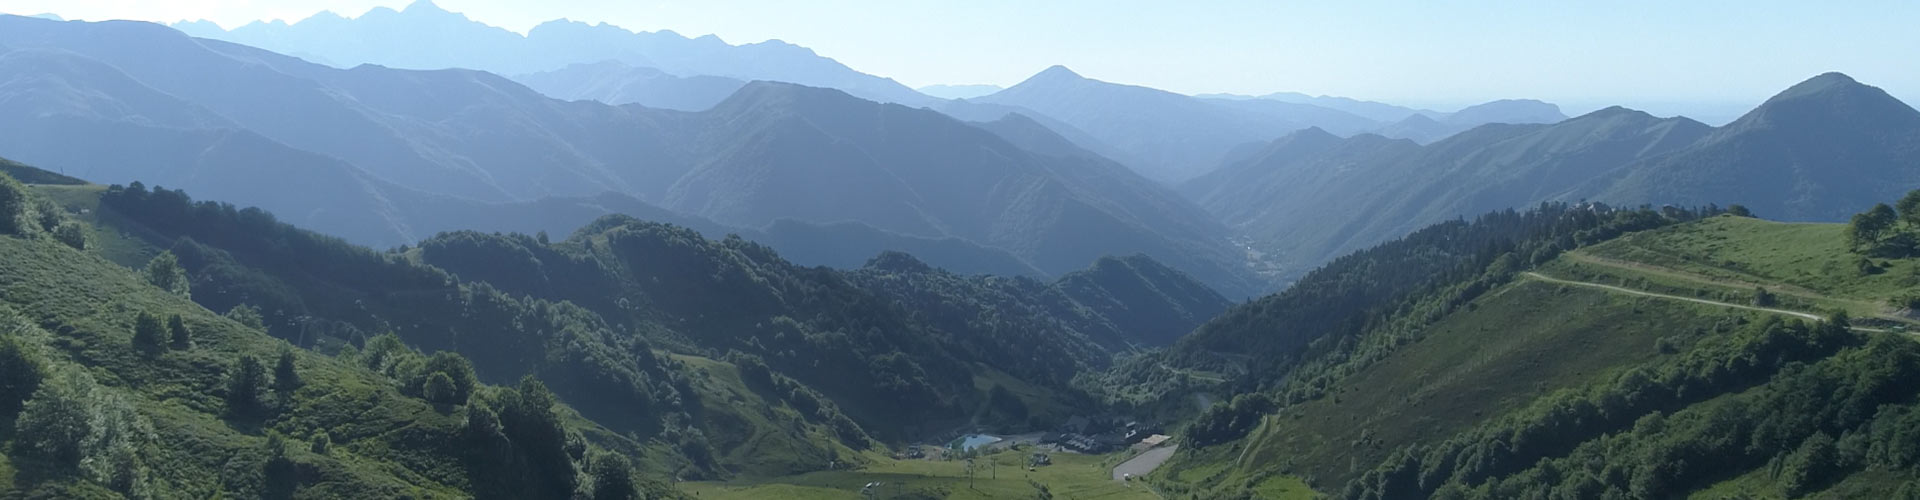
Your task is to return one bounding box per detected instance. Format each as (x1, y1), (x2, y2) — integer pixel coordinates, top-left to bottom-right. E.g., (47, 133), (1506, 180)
(1524, 272), (1889, 333)
(1112, 445), (1178, 482)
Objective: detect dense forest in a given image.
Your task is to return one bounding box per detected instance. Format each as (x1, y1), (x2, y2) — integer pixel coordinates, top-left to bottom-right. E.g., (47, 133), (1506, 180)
(1341, 314), (1920, 499)
(0, 170), (675, 499)
(86, 180), (1227, 446)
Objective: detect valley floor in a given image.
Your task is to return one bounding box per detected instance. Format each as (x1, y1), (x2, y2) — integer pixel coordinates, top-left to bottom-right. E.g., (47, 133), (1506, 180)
(680, 448), (1161, 499)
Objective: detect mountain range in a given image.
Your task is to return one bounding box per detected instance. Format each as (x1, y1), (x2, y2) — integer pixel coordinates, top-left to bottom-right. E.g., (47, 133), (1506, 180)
(0, 14), (1265, 297)
(973, 66), (1568, 181)
(1198, 92), (1569, 144)
(4, 9), (1920, 496)
(169, 0), (937, 107)
(1184, 72), (1919, 282)
(163, 1), (1583, 186)
(917, 84), (1003, 100)
(512, 60), (747, 111)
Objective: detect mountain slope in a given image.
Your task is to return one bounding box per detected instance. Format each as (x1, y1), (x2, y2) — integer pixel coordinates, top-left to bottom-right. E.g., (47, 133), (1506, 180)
(973, 66), (1371, 182)
(1053, 255), (1234, 347)
(1365, 99), (1569, 144)
(917, 84), (1002, 100)
(172, 1), (936, 106)
(0, 45), (445, 245)
(1188, 73), (1916, 285)
(1445, 98), (1567, 126)
(0, 15), (1261, 296)
(1584, 72), (1920, 221)
(1148, 212), (1920, 499)
(0, 168), (691, 499)
(512, 60), (746, 111)
(1199, 96), (1383, 136)
(0, 15), (671, 204)
(1202, 93), (1570, 144)
(1199, 91), (1432, 123)
(57, 168), (1229, 446)
(1183, 103), (1718, 282)
(665, 82), (1262, 296)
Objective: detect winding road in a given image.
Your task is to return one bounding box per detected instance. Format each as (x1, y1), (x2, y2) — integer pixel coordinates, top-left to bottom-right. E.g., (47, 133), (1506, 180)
(1524, 272), (1823, 320)
(1113, 445), (1178, 482)
(1523, 272), (1890, 333)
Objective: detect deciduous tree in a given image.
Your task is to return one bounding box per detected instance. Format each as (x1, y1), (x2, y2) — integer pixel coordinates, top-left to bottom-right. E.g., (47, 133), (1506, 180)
(144, 251), (191, 298)
(1898, 190), (1920, 229)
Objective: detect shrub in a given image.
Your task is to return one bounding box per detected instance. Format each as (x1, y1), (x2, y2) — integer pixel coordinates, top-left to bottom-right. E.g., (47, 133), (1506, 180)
(0, 334), (46, 418)
(423, 372), (458, 404)
(52, 221), (87, 250)
(310, 433), (331, 455)
(12, 370), (92, 470)
(144, 251), (192, 299)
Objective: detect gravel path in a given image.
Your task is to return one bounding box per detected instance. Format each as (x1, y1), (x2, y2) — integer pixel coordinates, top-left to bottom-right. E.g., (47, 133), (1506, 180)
(1524, 272), (1890, 333)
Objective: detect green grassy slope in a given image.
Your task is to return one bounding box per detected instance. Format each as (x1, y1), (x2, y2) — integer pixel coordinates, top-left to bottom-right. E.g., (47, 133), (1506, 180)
(1575, 215), (1920, 320)
(0, 157), (86, 185)
(0, 172), (678, 498)
(1155, 279), (1742, 494)
(1154, 214), (1920, 499)
(682, 446), (1156, 500)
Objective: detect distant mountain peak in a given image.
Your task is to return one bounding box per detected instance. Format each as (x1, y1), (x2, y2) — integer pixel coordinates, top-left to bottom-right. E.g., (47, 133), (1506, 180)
(1803, 71), (1859, 86)
(1772, 71), (1867, 100)
(1448, 99), (1567, 125)
(1395, 113), (1441, 125)
(1285, 126), (1339, 142)
(712, 80), (864, 113)
(171, 19), (226, 36)
(402, 0), (451, 15)
(306, 10), (349, 22)
(1580, 105), (1653, 120)
(1030, 65), (1084, 82)
(1730, 72), (1918, 132)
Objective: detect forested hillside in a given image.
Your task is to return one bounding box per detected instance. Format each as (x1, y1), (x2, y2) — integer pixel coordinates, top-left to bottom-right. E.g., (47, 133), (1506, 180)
(17, 162), (1224, 452)
(0, 169), (684, 499)
(1136, 197), (1920, 498)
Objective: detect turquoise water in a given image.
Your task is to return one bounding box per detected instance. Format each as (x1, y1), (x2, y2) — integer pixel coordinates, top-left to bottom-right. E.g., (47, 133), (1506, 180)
(954, 434), (1002, 451)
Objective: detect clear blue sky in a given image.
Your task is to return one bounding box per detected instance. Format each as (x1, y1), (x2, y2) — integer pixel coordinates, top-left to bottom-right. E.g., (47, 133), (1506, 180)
(5, 0), (1917, 115)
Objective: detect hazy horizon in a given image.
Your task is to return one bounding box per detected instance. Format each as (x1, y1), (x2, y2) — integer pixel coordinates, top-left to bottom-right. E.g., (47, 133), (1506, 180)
(4, 0), (1917, 122)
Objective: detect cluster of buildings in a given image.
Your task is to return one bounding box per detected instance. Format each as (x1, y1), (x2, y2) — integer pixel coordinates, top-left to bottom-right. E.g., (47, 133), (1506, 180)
(1040, 418), (1169, 454)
